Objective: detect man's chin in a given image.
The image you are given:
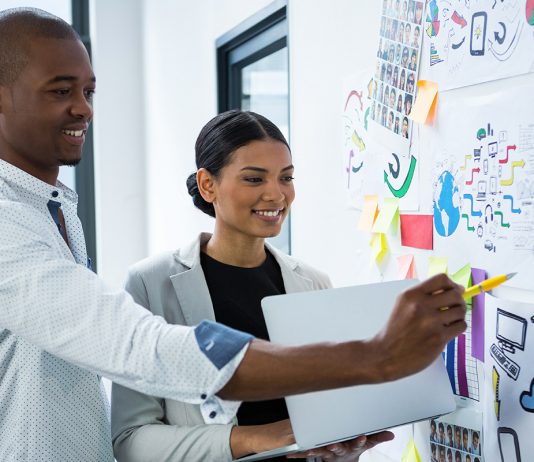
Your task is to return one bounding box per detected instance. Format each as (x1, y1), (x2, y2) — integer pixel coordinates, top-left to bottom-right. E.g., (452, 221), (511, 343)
(59, 158), (82, 167)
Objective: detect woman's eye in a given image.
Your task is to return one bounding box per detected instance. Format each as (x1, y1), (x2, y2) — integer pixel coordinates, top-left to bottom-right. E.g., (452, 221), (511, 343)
(244, 177), (262, 183)
(281, 176), (295, 182)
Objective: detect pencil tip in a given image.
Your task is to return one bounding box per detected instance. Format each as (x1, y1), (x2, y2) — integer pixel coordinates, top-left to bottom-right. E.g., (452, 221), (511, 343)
(506, 272), (517, 279)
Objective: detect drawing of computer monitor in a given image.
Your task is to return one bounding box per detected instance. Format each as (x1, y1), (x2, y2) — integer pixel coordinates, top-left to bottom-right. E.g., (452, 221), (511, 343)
(488, 141), (498, 158)
(496, 309), (527, 353)
(490, 309), (527, 380)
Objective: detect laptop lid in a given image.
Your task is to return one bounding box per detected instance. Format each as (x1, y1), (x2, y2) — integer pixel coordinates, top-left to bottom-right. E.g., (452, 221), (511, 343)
(236, 280), (455, 460)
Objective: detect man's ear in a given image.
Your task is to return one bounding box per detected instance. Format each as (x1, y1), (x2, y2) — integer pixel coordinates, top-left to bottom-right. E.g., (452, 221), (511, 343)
(197, 168), (217, 204)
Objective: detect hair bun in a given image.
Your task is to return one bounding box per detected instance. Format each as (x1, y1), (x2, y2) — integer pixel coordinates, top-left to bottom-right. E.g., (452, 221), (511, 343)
(186, 172), (199, 198)
(185, 172), (216, 217)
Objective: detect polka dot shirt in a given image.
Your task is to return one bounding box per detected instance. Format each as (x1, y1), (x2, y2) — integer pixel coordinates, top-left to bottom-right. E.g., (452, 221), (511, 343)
(0, 159), (251, 461)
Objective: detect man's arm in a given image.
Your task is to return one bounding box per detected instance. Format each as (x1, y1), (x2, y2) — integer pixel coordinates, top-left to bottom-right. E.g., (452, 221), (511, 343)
(220, 273), (466, 400)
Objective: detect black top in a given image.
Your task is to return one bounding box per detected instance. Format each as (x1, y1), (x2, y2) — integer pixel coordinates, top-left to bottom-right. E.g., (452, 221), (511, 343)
(200, 249), (290, 431)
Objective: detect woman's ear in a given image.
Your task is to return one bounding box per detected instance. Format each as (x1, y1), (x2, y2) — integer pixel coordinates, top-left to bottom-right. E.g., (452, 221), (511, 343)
(197, 168), (216, 204)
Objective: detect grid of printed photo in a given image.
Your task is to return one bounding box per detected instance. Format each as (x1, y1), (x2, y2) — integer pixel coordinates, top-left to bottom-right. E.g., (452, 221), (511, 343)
(429, 419), (483, 462)
(371, 0), (424, 138)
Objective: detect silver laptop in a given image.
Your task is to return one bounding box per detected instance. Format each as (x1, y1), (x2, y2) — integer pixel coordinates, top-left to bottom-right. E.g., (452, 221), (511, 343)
(235, 279), (455, 461)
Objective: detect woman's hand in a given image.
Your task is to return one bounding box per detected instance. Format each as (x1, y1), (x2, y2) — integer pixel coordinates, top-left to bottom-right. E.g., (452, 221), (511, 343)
(230, 419), (295, 459)
(286, 431), (394, 461)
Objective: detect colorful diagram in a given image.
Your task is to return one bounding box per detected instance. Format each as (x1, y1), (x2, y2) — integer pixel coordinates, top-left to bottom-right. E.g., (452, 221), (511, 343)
(445, 331), (480, 401)
(459, 122), (531, 253)
(426, 0), (440, 37)
(433, 170), (461, 237)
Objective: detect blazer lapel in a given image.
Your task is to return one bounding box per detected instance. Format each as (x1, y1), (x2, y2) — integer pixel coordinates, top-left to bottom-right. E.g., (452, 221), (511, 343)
(266, 243), (315, 293)
(170, 234), (216, 326)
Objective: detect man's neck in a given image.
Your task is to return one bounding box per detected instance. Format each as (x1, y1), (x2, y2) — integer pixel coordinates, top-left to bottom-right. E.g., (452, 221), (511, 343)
(0, 153), (59, 185)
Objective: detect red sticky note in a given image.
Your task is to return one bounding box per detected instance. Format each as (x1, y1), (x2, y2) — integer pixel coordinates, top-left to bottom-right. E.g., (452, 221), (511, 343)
(400, 214), (433, 250)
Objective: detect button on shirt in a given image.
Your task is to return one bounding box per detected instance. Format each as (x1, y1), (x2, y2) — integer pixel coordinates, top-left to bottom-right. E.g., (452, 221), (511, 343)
(0, 159), (252, 461)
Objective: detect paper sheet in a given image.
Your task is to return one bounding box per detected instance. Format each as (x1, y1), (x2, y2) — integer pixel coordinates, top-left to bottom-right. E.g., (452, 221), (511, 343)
(428, 256), (448, 276)
(484, 293), (534, 462)
(370, 232), (388, 263)
(358, 195), (380, 231)
(398, 254), (417, 279)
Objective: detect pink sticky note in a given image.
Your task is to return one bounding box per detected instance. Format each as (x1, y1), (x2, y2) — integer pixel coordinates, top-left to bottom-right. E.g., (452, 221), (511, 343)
(400, 214), (433, 250)
(397, 254), (417, 279)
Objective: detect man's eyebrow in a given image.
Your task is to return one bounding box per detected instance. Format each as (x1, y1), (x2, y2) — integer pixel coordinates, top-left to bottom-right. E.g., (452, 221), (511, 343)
(46, 75), (97, 84)
(240, 165), (294, 173)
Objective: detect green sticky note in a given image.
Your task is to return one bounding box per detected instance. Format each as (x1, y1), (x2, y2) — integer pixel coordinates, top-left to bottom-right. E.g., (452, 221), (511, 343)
(372, 197), (400, 234)
(451, 263), (472, 288)
(428, 256), (448, 276)
(401, 437), (421, 462)
(451, 263), (473, 308)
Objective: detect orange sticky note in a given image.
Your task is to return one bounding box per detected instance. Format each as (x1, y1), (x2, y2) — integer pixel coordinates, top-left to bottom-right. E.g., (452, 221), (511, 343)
(358, 195), (379, 231)
(408, 80), (438, 125)
(397, 254), (417, 279)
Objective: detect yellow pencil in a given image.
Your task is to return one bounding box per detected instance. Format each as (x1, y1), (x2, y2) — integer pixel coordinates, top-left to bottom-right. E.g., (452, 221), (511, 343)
(463, 272), (517, 300)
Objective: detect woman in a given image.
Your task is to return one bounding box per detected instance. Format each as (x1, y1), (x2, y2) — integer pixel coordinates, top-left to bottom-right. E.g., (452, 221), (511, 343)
(111, 110), (392, 462)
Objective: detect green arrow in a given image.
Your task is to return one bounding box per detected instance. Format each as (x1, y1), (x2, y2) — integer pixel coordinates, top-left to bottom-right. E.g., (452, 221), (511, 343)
(495, 211), (510, 228)
(384, 155), (417, 198)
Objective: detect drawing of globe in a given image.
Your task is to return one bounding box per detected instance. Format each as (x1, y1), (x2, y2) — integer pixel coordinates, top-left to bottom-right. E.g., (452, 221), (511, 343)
(433, 171), (461, 237)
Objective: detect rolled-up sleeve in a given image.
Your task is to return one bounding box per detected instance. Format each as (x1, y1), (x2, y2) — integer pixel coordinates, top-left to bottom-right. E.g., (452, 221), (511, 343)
(0, 202), (252, 422)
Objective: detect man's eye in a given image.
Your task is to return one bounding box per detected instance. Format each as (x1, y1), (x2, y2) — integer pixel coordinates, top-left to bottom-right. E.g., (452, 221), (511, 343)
(53, 89), (70, 95)
(85, 89), (96, 101)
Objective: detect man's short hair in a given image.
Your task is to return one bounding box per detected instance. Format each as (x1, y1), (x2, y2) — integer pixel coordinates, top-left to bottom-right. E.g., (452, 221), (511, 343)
(0, 8), (80, 85)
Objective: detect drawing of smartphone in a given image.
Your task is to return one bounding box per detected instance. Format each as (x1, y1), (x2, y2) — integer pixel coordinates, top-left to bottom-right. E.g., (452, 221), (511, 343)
(470, 11), (487, 56)
(498, 427), (521, 461)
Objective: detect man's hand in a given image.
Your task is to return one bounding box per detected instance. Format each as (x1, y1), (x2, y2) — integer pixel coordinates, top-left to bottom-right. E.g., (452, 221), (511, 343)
(287, 431), (394, 461)
(371, 273), (467, 382)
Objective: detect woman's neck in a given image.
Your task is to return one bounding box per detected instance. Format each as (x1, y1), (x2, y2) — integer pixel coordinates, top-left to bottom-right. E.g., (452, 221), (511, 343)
(204, 230), (266, 268)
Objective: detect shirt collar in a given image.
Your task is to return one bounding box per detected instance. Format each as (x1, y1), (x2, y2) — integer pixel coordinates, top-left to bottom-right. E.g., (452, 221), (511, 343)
(0, 158), (78, 205)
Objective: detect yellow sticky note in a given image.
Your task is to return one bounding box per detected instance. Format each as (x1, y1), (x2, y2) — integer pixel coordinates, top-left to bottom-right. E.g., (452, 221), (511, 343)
(372, 197), (400, 234)
(401, 437), (421, 462)
(397, 254), (417, 279)
(358, 195), (379, 231)
(408, 80), (438, 125)
(370, 233), (387, 263)
(428, 256), (448, 277)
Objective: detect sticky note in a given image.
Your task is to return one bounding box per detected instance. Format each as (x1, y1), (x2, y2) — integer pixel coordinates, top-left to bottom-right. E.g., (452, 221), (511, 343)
(372, 197), (399, 233)
(471, 267), (487, 362)
(397, 254), (417, 279)
(451, 263), (472, 288)
(428, 256), (448, 276)
(400, 214), (433, 250)
(401, 437), (421, 462)
(358, 195), (379, 231)
(408, 80), (438, 125)
(370, 233), (387, 263)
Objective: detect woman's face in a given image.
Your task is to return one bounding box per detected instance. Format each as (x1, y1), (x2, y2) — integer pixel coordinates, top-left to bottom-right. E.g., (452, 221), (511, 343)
(204, 139), (294, 240)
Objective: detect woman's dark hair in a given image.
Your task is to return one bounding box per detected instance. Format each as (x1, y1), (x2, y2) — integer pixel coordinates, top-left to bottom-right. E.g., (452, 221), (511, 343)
(186, 110), (289, 217)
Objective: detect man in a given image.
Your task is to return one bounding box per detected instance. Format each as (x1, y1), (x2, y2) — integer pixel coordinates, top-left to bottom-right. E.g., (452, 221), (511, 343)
(463, 428), (471, 452)
(447, 424), (454, 447)
(430, 419), (438, 442)
(0, 7), (467, 461)
(471, 431), (481, 455)
(447, 447), (453, 462)
(438, 422), (446, 444)
(455, 426), (462, 449)
(431, 442), (439, 462)
(439, 446), (446, 462)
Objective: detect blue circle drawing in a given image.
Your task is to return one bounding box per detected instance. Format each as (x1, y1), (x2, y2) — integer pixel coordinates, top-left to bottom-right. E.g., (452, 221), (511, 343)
(433, 171), (460, 237)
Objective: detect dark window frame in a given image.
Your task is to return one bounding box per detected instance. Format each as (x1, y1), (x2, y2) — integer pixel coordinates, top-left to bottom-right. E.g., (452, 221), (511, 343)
(72, 0), (97, 271)
(216, 0), (291, 254)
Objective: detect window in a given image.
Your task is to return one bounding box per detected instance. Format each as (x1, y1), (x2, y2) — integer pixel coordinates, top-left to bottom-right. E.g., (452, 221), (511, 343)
(217, 0), (290, 253)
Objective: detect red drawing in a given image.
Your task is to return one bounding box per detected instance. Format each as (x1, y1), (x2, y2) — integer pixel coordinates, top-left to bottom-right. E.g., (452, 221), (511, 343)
(452, 11), (467, 28)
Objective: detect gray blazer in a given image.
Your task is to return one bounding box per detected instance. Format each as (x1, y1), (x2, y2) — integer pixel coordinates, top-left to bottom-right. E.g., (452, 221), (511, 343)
(111, 233), (332, 462)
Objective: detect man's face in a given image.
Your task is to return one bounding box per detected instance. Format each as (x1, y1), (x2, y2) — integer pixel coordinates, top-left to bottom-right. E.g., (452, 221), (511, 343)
(0, 37), (95, 178)
(447, 426), (453, 443)
(463, 432), (469, 448)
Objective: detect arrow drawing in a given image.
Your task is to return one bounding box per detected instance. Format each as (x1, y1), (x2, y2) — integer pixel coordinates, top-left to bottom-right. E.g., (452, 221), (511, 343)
(460, 155), (472, 171)
(452, 10), (467, 28)
(389, 153), (401, 179)
(452, 37), (466, 49)
(384, 155), (417, 198)
(462, 213), (475, 231)
(503, 194), (522, 213)
(488, 21), (523, 61)
(344, 90), (363, 111)
(493, 367), (501, 420)
(466, 167), (481, 185)
(494, 22), (506, 44)
(495, 211), (510, 228)
(499, 144), (516, 164)
(500, 160), (525, 186)
(364, 107), (370, 130)
(463, 193), (482, 217)
(352, 161), (364, 173)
